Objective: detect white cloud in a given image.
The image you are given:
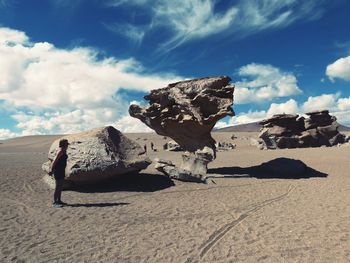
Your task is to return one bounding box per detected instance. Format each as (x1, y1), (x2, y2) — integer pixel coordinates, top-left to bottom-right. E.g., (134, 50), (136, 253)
(114, 115), (152, 133)
(11, 108), (124, 135)
(338, 97), (350, 111)
(326, 55), (350, 81)
(231, 110), (268, 125)
(228, 95), (350, 127)
(233, 99), (299, 125)
(0, 27), (183, 137)
(0, 27), (28, 45)
(301, 93), (339, 113)
(0, 128), (18, 140)
(267, 99), (299, 116)
(108, 0), (326, 50)
(332, 110), (350, 126)
(155, 0), (238, 51)
(235, 63), (302, 104)
(0, 31), (180, 108)
(214, 120), (230, 129)
(104, 23), (147, 45)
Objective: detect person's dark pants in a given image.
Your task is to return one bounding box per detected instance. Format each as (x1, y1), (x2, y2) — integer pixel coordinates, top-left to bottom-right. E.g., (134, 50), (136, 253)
(54, 178), (64, 203)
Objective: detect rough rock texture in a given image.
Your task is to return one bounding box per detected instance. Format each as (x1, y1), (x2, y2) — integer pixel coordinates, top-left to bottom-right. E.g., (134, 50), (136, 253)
(42, 126), (151, 186)
(154, 158), (206, 183)
(129, 76), (235, 182)
(258, 110), (346, 149)
(129, 76), (234, 152)
(215, 141), (236, 151)
(163, 140), (183, 151)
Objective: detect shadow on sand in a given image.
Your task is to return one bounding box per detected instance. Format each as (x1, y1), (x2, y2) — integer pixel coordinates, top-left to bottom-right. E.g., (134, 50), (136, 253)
(208, 157), (328, 179)
(66, 202), (129, 208)
(70, 173), (175, 193)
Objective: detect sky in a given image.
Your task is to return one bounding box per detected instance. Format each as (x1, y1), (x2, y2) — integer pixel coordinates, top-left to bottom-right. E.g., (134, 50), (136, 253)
(1, 0), (350, 139)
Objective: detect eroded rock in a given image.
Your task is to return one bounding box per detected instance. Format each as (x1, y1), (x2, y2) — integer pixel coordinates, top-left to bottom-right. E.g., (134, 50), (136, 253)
(163, 140), (183, 151)
(215, 141), (236, 151)
(42, 126), (151, 188)
(129, 76), (235, 182)
(258, 110), (346, 149)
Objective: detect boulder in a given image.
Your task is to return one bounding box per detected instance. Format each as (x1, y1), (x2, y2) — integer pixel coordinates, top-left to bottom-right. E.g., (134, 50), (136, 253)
(42, 126), (151, 187)
(129, 76), (235, 182)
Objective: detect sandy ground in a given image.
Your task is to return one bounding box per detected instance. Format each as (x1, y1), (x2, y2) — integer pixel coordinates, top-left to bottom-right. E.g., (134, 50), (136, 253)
(1, 132), (350, 262)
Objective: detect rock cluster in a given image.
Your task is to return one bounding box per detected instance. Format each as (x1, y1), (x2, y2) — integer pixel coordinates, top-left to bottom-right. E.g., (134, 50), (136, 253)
(42, 126), (151, 188)
(163, 140), (183, 151)
(215, 141), (236, 151)
(129, 76), (235, 182)
(258, 110), (346, 149)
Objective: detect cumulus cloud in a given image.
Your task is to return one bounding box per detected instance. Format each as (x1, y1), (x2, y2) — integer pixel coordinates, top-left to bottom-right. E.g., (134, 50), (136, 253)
(338, 97), (350, 111)
(227, 95), (350, 127)
(235, 63), (302, 104)
(114, 115), (152, 133)
(301, 93), (339, 112)
(0, 30), (180, 109)
(326, 55), (350, 81)
(107, 0), (327, 50)
(232, 99), (299, 125)
(0, 27), (182, 137)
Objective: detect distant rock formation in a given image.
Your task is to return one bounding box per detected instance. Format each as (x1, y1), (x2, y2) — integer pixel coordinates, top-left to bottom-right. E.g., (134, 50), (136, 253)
(215, 141), (236, 151)
(163, 140), (183, 151)
(258, 110), (346, 149)
(42, 126), (151, 188)
(129, 76), (235, 182)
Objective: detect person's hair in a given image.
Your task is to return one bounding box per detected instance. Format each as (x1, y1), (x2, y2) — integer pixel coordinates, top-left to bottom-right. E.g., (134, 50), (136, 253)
(59, 139), (69, 148)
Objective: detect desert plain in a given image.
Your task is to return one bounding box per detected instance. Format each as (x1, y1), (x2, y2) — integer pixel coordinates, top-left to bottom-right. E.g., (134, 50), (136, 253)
(1, 131), (350, 262)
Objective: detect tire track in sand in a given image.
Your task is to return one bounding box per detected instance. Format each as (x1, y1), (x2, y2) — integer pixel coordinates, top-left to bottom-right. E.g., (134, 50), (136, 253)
(199, 184), (294, 259)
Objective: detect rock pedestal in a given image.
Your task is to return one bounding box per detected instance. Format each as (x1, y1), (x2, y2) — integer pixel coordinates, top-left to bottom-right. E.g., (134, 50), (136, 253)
(129, 76), (235, 182)
(258, 110), (346, 149)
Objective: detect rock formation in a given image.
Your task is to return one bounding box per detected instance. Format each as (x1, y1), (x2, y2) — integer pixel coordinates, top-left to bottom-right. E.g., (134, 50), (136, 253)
(215, 141), (236, 151)
(258, 110), (346, 149)
(129, 76), (235, 182)
(163, 140), (183, 151)
(42, 126), (151, 188)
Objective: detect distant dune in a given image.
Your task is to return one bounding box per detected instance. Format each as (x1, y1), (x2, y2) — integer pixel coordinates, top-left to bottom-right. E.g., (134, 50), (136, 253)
(215, 121), (350, 133)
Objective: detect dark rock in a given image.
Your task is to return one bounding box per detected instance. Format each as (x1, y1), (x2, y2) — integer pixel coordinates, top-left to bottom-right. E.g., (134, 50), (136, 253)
(258, 111), (346, 149)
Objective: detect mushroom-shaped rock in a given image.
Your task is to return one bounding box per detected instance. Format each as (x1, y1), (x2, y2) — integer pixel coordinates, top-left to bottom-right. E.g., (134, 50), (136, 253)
(129, 76), (234, 152)
(129, 76), (235, 182)
(42, 126), (151, 188)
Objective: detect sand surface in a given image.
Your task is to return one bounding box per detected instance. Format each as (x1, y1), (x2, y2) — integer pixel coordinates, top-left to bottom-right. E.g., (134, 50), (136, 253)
(1, 132), (350, 262)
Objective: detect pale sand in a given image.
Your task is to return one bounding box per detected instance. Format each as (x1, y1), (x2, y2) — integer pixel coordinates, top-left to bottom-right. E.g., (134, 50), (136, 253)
(1, 132), (350, 262)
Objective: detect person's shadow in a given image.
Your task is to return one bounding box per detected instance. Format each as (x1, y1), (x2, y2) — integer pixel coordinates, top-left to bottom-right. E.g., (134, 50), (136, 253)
(208, 157), (328, 179)
(65, 202), (129, 208)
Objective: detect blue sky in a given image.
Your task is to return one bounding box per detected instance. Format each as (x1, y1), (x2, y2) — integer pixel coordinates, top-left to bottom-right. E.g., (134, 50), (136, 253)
(1, 0), (350, 139)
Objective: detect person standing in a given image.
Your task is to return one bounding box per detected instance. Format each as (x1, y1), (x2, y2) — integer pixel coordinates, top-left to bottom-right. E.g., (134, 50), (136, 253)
(50, 139), (69, 208)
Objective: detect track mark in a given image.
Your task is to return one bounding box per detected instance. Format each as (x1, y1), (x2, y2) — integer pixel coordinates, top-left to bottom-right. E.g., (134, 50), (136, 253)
(199, 185), (294, 259)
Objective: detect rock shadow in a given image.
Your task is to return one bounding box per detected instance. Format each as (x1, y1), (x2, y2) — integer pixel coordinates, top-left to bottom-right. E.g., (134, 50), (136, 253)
(208, 157), (328, 179)
(70, 173), (175, 193)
